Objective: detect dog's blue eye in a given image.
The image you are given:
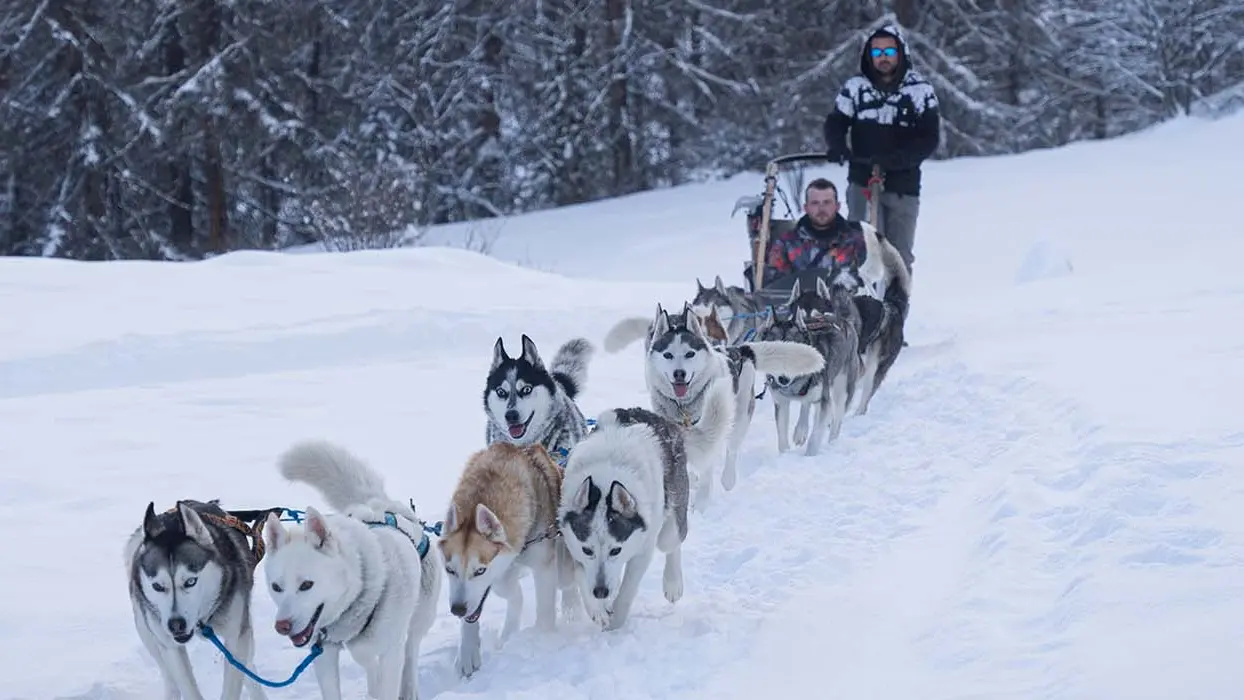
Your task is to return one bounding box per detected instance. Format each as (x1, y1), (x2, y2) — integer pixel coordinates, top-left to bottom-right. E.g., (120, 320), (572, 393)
(183, 577), (197, 589)
(271, 582), (283, 593)
(495, 388), (507, 398)
(684, 351), (694, 359)
(152, 582), (167, 593)
(472, 567), (487, 577)
(518, 385), (532, 396)
(662, 352), (673, 359)
(582, 546), (594, 557)
(609, 547), (622, 557)
(299, 580), (314, 591)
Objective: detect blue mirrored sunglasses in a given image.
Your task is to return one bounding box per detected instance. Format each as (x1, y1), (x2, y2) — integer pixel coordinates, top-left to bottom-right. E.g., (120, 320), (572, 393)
(870, 47), (898, 57)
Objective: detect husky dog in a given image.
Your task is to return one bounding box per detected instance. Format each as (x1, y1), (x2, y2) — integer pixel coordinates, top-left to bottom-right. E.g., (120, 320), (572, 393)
(757, 277), (862, 455)
(690, 303), (731, 346)
(484, 335), (594, 460)
(557, 405), (723, 630)
(261, 440), (442, 700)
(602, 303), (824, 503)
(691, 275), (767, 344)
(438, 441), (577, 677)
(125, 500), (269, 700)
(847, 233), (912, 415)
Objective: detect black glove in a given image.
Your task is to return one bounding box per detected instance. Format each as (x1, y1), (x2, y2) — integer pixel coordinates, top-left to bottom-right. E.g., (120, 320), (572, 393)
(825, 147), (850, 165)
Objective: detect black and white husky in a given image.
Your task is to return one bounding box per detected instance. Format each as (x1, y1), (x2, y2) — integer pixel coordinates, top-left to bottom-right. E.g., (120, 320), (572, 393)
(484, 335), (595, 461)
(124, 499), (270, 700)
(557, 406), (716, 631)
(603, 303), (824, 505)
(757, 277), (862, 455)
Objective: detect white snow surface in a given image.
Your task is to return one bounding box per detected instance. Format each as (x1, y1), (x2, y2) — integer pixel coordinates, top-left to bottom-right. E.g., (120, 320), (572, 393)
(3, 114), (1244, 700)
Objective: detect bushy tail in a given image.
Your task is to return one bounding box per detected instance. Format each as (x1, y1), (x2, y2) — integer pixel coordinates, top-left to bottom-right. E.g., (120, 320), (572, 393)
(278, 440), (391, 513)
(550, 338), (594, 399)
(602, 317), (651, 353)
(741, 340), (826, 376)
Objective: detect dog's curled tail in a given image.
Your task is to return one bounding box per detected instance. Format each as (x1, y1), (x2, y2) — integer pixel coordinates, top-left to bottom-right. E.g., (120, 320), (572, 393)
(602, 316), (651, 353)
(550, 337), (594, 399)
(742, 340), (826, 377)
(278, 439), (391, 513)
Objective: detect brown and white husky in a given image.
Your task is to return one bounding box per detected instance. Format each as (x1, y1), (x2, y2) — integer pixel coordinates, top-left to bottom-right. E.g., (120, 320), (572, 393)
(438, 441), (578, 677)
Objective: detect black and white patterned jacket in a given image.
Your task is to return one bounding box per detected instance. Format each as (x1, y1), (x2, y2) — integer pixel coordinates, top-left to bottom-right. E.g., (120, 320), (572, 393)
(823, 24), (941, 197)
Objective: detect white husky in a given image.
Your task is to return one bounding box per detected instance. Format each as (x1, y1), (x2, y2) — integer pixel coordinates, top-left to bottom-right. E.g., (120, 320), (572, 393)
(603, 302), (825, 506)
(261, 440), (442, 700)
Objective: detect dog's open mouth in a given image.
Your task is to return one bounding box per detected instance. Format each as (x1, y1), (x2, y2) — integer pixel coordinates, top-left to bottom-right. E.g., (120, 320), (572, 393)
(507, 413), (533, 439)
(464, 588), (491, 624)
(172, 631), (193, 644)
(288, 604), (324, 648)
(672, 380), (690, 398)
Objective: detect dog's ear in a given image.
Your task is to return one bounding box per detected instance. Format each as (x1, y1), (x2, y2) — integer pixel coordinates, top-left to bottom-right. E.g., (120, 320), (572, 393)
(795, 307), (808, 330)
(570, 476), (595, 512)
(444, 502), (459, 534)
(714, 275), (728, 296)
(474, 503), (508, 544)
(684, 305), (706, 338)
(304, 505), (331, 549)
(816, 276), (832, 300)
(652, 304), (669, 337)
(262, 511), (287, 553)
(520, 334), (544, 368)
(491, 337), (508, 369)
(695, 277), (705, 292)
(607, 480), (639, 519)
(142, 501), (163, 540)
(787, 278), (802, 306)
(177, 503), (214, 548)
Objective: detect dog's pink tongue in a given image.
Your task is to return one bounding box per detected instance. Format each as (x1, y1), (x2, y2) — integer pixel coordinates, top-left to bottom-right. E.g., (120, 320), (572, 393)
(673, 383), (688, 398)
(508, 424), (525, 438)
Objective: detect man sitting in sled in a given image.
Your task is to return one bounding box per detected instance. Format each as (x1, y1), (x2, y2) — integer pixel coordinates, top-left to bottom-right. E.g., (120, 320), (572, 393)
(764, 177), (867, 287)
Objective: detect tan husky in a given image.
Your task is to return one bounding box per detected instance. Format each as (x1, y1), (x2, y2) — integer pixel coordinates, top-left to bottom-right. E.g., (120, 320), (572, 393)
(438, 441), (577, 677)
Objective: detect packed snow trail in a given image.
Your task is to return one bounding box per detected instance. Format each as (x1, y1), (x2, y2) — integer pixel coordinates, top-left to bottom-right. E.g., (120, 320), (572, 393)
(2, 113), (1243, 699)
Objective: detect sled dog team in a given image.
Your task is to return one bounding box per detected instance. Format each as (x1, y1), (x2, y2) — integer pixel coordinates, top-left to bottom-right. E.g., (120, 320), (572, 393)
(126, 233), (911, 700)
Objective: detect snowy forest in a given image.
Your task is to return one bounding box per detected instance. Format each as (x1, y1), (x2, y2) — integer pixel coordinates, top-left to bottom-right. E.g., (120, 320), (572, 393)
(2, 1), (1242, 260)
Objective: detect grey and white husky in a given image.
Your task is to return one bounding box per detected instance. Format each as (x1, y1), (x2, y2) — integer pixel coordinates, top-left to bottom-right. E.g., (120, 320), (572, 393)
(690, 275), (767, 344)
(757, 277), (862, 456)
(124, 499), (269, 700)
(484, 334), (595, 461)
(557, 405), (723, 630)
(603, 302), (824, 505)
(847, 234), (912, 415)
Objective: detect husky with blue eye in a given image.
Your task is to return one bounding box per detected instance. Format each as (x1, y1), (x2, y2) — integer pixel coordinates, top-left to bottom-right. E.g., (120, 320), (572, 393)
(124, 498), (269, 700)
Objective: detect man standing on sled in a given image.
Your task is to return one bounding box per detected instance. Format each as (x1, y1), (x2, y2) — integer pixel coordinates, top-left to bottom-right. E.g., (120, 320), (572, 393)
(823, 23), (940, 276)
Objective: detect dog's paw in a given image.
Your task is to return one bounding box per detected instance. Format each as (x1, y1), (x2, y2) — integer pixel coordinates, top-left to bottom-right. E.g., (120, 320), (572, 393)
(663, 568), (684, 604)
(585, 601), (612, 630)
(603, 606), (629, 631)
(456, 645), (482, 678)
(793, 423), (809, 446)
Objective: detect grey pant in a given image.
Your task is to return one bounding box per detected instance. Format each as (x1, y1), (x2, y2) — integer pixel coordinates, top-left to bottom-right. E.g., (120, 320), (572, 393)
(845, 183), (919, 273)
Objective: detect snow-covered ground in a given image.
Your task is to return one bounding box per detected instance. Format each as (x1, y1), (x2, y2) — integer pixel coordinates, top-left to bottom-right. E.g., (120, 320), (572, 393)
(2, 113), (1242, 700)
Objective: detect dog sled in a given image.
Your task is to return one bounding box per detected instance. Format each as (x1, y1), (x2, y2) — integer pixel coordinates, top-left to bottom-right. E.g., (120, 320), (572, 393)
(733, 152), (884, 310)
